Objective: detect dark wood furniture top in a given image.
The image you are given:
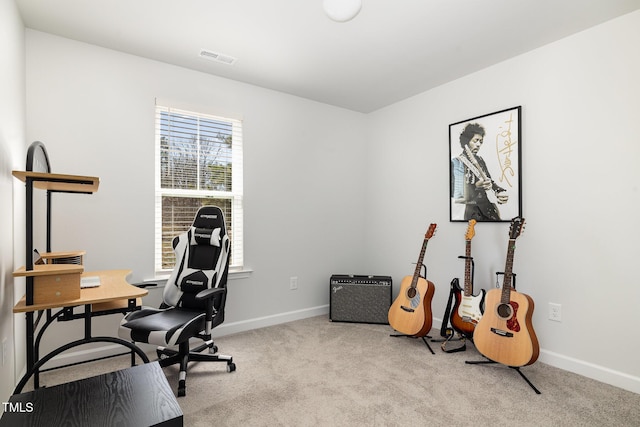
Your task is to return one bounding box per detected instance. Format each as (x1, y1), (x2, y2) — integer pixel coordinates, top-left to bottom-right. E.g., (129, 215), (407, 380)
(0, 362), (183, 427)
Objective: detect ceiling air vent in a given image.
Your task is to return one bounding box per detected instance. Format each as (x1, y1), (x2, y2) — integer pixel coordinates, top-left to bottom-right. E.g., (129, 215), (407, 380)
(199, 49), (237, 65)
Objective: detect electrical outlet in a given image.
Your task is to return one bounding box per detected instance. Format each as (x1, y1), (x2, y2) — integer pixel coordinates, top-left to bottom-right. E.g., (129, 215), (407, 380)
(549, 303), (562, 322)
(289, 276), (298, 290)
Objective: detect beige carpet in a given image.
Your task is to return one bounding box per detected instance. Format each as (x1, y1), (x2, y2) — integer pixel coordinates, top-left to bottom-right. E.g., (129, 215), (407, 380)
(36, 315), (640, 426)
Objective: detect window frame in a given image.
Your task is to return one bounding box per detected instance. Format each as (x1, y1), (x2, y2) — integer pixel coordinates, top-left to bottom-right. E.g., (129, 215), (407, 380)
(154, 105), (244, 274)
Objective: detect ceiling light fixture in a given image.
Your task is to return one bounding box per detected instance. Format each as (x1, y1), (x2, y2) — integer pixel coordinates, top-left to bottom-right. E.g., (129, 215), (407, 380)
(323, 0), (362, 23)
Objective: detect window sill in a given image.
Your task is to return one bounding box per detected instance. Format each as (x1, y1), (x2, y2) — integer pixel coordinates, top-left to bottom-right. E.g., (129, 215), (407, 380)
(228, 268), (253, 280)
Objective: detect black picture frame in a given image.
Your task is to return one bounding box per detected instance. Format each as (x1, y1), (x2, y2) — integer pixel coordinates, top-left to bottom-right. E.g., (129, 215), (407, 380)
(449, 106), (522, 222)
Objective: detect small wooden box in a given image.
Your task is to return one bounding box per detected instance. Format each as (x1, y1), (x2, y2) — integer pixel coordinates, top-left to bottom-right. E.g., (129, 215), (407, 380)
(14, 264), (83, 304)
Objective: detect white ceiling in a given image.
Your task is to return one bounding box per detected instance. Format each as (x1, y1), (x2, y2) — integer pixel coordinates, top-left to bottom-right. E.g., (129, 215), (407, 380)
(16, 0), (640, 113)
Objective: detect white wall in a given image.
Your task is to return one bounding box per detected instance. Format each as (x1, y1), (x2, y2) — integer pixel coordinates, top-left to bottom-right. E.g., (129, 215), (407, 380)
(0, 0), (26, 403)
(364, 10), (640, 393)
(23, 29), (368, 367)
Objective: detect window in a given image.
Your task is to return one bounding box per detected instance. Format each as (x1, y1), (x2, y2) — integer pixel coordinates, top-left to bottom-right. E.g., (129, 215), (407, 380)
(155, 105), (243, 272)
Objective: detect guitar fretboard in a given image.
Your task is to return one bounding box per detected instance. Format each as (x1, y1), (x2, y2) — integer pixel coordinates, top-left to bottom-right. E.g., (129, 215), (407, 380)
(411, 239), (429, 288)
(500, 239), (516, 303)
(464, 240), (472, 296)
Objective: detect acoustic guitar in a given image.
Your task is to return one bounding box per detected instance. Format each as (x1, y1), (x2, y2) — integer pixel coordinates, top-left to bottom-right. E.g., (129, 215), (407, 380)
(388, 224), (437, 337)
(473, 217), (539, 367)
(450, 219), (485, 339)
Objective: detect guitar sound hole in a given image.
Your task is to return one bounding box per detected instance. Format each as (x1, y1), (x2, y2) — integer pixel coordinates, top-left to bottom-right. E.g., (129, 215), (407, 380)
(496, 303), (513, 319)
(406, 288), (417, 299)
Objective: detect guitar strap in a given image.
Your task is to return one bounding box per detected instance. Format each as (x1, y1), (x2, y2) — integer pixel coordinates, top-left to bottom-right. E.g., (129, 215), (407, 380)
(456, 155), (483, 181)
(440, 278), (467, 354)
(439, 278), (457, 338)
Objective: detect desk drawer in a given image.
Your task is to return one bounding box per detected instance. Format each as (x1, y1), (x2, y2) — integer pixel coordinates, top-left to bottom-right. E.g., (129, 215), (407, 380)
(33, 272), (81, 304)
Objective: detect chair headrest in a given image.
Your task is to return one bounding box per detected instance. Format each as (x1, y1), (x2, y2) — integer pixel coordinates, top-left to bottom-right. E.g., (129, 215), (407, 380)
(193, 206), (225, 230)
(190, 227), (221, 247)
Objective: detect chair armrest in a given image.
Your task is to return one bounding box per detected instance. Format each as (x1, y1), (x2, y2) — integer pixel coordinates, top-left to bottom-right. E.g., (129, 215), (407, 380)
(195, 287), (226, 301)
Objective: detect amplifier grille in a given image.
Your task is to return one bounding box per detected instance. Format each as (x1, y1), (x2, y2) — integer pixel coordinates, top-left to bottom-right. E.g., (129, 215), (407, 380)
(330, 275), (392, 324)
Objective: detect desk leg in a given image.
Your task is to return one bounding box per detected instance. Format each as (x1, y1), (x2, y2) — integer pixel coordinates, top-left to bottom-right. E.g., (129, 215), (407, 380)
(25, 311), (37, 388)
(84, 304), (92, 339)
(16, 304), (150, 395)
(13, 337), (150, 394)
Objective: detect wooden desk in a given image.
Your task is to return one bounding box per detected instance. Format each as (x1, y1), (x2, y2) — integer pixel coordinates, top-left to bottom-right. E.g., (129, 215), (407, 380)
(0, 362), (183, 427)
(14, 270), (147, 313)
(13, 270), (150, 393)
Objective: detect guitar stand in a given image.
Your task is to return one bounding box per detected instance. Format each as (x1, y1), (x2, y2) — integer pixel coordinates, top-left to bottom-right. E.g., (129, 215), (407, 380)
(430, 331), (464, 344)
(390, 333), (436, 354)
(465, 359), (541, 394)
(435, 333), (467, 353)
(431, 257), (476, 352)
(496, 271), (516, 289)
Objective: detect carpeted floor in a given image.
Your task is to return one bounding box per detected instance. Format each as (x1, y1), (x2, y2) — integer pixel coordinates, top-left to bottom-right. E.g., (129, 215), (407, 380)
(35, 315), (640, 426)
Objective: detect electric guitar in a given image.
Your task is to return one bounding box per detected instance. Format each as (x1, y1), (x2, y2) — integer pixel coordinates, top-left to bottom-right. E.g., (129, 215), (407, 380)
(473, 217), (539, 367)
(388, 224), (437, 337)
(450, 219), (485, 339)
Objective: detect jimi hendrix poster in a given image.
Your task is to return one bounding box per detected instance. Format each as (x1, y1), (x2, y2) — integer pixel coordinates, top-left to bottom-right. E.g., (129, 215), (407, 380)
(449, 106), (522, 222)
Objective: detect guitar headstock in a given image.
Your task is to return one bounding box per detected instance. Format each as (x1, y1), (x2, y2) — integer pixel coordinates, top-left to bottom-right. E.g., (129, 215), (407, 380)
(465, 219), (476, 241)
(509, 217), (525, 240)
(425, 223), (437, 239)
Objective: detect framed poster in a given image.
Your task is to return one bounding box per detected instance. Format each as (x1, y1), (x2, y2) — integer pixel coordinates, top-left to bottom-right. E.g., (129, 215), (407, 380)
(449, 106), (521, 222)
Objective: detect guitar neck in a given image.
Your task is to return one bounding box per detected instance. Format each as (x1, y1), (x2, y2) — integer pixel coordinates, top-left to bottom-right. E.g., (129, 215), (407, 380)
(411, 239), (429, 287)
(464, 240), (472, 296)
(464, 145), (490, 181)
(500, 238), (516, 303)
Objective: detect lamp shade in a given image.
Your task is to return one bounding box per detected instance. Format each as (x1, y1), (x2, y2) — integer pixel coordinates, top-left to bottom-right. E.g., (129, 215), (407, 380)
(323, 0), (362, 22)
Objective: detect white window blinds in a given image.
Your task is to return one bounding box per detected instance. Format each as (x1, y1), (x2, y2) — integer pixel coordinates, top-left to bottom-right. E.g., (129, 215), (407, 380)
(155, 105), (243, 272)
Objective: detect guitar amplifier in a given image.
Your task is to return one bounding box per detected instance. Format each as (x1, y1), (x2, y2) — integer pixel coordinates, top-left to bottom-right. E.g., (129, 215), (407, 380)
(329, 275), (392, 324)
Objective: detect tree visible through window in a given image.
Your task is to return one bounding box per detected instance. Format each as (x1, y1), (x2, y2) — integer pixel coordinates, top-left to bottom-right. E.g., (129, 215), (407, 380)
(156, 106), (243, 271)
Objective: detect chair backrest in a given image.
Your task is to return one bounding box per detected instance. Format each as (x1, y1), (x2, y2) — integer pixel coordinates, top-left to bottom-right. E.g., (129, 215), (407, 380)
(163, 206), (230, 312)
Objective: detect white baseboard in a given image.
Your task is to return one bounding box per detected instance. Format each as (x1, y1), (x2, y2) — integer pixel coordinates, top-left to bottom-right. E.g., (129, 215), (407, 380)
(538, 350), (640, 394)
(212, 305), (330, 338)
(432, 317), (640, 395)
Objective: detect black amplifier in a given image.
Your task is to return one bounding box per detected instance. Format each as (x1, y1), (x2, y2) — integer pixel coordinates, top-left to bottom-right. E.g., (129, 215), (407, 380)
(329, 275), (392, 324)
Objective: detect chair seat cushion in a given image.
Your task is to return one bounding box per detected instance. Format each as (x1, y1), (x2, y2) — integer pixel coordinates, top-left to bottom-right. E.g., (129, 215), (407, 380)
(119, 307), (205, 347)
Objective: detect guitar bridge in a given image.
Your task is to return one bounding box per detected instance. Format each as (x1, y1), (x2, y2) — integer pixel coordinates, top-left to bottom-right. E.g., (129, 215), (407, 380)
(401, 306), (415, 313)
(490, 327), (513, 337)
